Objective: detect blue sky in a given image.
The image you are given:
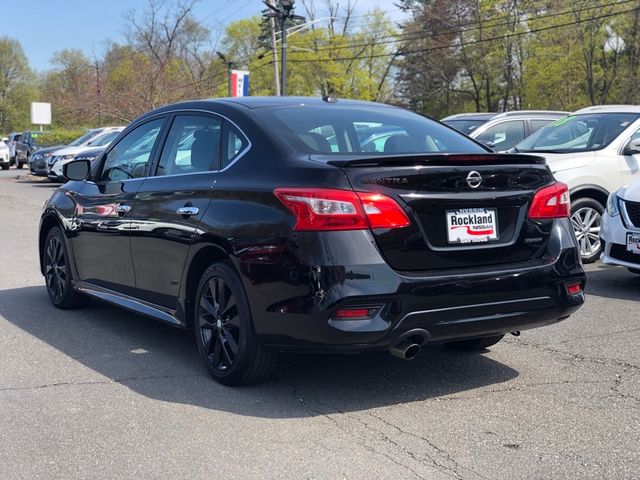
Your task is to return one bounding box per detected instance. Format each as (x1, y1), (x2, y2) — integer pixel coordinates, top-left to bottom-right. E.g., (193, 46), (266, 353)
(0, 0), (406, 71)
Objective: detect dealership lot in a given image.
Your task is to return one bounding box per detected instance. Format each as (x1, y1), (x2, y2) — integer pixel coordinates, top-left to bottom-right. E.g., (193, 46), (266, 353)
(0, 170), (638, 479)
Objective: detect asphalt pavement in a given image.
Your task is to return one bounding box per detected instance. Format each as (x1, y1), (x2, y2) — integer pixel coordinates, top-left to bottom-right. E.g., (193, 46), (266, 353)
(0, 169), (638, 480)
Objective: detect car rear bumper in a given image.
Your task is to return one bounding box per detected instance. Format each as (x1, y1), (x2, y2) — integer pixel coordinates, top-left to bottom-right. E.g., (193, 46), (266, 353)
(241, 219), (585, 352)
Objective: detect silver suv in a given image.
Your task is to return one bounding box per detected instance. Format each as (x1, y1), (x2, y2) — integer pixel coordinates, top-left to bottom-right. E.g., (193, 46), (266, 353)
(470, 110), (568, 152)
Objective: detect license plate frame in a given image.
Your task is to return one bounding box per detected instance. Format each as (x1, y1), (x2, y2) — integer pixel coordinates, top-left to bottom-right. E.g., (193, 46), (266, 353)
(446, 208), (499, 244)
(626, 232), (640, 255)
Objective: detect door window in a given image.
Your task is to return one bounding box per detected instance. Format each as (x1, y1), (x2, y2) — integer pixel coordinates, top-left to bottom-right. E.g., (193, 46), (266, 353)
(530, 119), (554, 135)
(100, 118), (164, 181)
(157, 115), (221, 176)
(475, 121), (525, 151)
(221, 122), (249, 169)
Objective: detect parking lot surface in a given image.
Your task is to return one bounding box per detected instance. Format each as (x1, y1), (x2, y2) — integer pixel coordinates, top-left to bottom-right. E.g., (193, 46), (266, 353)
(0, 169), (638, 480)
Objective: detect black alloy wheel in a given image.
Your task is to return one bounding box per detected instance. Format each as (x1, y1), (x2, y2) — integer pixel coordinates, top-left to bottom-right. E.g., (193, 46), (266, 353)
(198, 276), (240, 372)
(194, 261), (278, 385)
(45, 233), (67, 303)
(44, 227), (89, 309)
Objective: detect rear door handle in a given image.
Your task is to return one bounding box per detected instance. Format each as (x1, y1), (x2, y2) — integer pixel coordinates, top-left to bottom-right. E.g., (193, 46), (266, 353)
(177, 206), (199, 216)
(116, 204), (131, 215)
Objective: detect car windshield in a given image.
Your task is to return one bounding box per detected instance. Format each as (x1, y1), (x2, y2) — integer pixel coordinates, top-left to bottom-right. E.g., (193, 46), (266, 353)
(516, 113), (640, 153)
(69, 130), (99, 146)
(255, 106), (486, 155)
(87, 130), (121, 147)
(442, 119), (489, 135)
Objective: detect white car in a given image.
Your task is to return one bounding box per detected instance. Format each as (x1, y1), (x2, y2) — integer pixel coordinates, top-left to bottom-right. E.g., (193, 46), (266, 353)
(0, 140), (9, 170)
(514, 105), (640, 262)
(600, 179), (640, 274)
(48, 127), (124, 181)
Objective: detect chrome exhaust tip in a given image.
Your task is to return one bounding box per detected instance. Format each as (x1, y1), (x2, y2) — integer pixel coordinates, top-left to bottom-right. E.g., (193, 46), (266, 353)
(389, 340), (422, 360)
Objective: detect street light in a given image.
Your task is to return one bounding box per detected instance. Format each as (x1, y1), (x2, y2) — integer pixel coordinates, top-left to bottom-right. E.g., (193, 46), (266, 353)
(263, 0), (305, 96)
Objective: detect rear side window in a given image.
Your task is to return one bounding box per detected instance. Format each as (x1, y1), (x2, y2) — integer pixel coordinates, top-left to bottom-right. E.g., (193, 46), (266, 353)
(530, 119), (554, 134)
(474, 121), (525, 151)
(254, 106), (486, 155)
(157, 115), (221, 176)
(221, 122), (248, 169)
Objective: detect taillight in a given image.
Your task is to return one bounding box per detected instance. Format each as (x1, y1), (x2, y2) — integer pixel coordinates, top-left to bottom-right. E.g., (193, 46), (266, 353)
(528, 182), (570, 219)
(274, 188), (410, 231)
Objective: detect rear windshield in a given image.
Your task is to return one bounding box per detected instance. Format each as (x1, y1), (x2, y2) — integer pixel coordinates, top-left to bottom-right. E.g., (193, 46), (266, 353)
(254, 105), (487, 155)
(442, 119), (489, 135)
(69, 130), (99, 146)
(516, 113), (640, 153)
(88, 130), (121, 147)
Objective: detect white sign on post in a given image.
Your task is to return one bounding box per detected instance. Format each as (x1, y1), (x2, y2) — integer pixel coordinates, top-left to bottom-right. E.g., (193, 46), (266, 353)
(30, 102), (52, 126)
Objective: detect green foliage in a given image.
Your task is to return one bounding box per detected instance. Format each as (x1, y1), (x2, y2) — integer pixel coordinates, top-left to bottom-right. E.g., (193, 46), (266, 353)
(7, 0), (640, 131)
(0, 36), (38, 132)
(36, 129), (88, 147)
(397, 0), (638, 117)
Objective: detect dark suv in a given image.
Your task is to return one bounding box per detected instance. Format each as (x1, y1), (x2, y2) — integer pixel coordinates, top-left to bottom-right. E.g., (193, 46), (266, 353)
(39, 97), (585, 385)
(15, 130), (46, 169)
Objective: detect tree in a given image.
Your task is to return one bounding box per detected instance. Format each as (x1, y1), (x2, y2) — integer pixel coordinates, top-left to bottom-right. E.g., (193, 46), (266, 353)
(0, 37), (38, 132)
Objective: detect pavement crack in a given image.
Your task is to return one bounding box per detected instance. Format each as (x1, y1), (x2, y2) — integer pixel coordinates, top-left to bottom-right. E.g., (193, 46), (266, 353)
(555, 327), (640, 345)
(506, 338), (640, 371)
(291, 388), (466, 480)
(607, 369), (640, 404)
(0, 373), (205, 392)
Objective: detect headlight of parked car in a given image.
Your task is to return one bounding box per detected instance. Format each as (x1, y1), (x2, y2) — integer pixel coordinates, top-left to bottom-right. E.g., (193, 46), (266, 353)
(606, 191), (621, 216)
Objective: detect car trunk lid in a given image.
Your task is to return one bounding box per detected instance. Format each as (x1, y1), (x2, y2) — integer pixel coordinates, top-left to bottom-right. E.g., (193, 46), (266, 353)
(318, 153), (555, 271)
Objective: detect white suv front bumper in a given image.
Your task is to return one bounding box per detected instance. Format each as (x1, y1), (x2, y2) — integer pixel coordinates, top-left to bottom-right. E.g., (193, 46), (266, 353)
(600, 201), (640, 270)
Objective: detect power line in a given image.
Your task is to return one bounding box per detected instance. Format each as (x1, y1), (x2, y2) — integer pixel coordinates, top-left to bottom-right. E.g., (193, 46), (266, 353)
(279, 0), (635, 54)
(283, 5), (638, 64)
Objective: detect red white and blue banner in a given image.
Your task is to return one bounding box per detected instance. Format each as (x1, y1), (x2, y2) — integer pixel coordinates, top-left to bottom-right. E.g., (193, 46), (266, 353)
(230, 70), (250, 97)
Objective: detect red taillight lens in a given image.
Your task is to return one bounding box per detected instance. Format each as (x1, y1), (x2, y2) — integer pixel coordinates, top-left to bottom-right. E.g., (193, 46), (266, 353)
(528, 182), (570, 219)
(335, 308), (372, 319)
(274, 188), (410, 231)
(566, 283), (582, 295)
(356, 192), (411, 229)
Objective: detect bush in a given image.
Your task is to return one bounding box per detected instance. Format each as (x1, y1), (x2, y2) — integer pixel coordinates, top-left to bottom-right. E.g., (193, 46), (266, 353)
(37, 129), (88, 147)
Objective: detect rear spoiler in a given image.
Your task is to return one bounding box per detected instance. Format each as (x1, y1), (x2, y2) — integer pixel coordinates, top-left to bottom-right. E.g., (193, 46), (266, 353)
(318, 153), (547, 167)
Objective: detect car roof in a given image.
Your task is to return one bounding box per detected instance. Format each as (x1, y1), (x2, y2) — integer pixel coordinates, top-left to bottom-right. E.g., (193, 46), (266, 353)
(136, 97), (404, 125)
(490, 110), (568, 119)
(215, 96), (395, 109)
(441, 112), (497, 121)
(574, 105), (640, 114)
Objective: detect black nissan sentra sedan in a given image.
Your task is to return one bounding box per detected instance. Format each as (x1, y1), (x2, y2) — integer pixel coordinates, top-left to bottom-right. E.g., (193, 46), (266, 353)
(39, 97), (585, 385)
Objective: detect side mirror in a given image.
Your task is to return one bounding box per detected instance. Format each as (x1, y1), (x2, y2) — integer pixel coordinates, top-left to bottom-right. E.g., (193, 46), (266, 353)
(624, 138), (640, 155)
(63, 159), (91, 181)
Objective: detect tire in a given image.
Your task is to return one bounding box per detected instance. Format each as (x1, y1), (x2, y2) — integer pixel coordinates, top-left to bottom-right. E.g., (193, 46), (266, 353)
(445, 334), (505, 351)
(629, 268), (640, 275)
(1, 163), (8, 170)
(43, 226), (90, 309)
(194, 261), (278, 386)
(570, 197), (604, 264)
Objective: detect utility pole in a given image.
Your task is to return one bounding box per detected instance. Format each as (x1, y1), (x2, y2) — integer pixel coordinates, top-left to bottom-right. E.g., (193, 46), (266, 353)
(95, 61), (102, 127)
(266, 0), (280, 96)
(216, 52), (234, 97)
(263, 1), (305, 96)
